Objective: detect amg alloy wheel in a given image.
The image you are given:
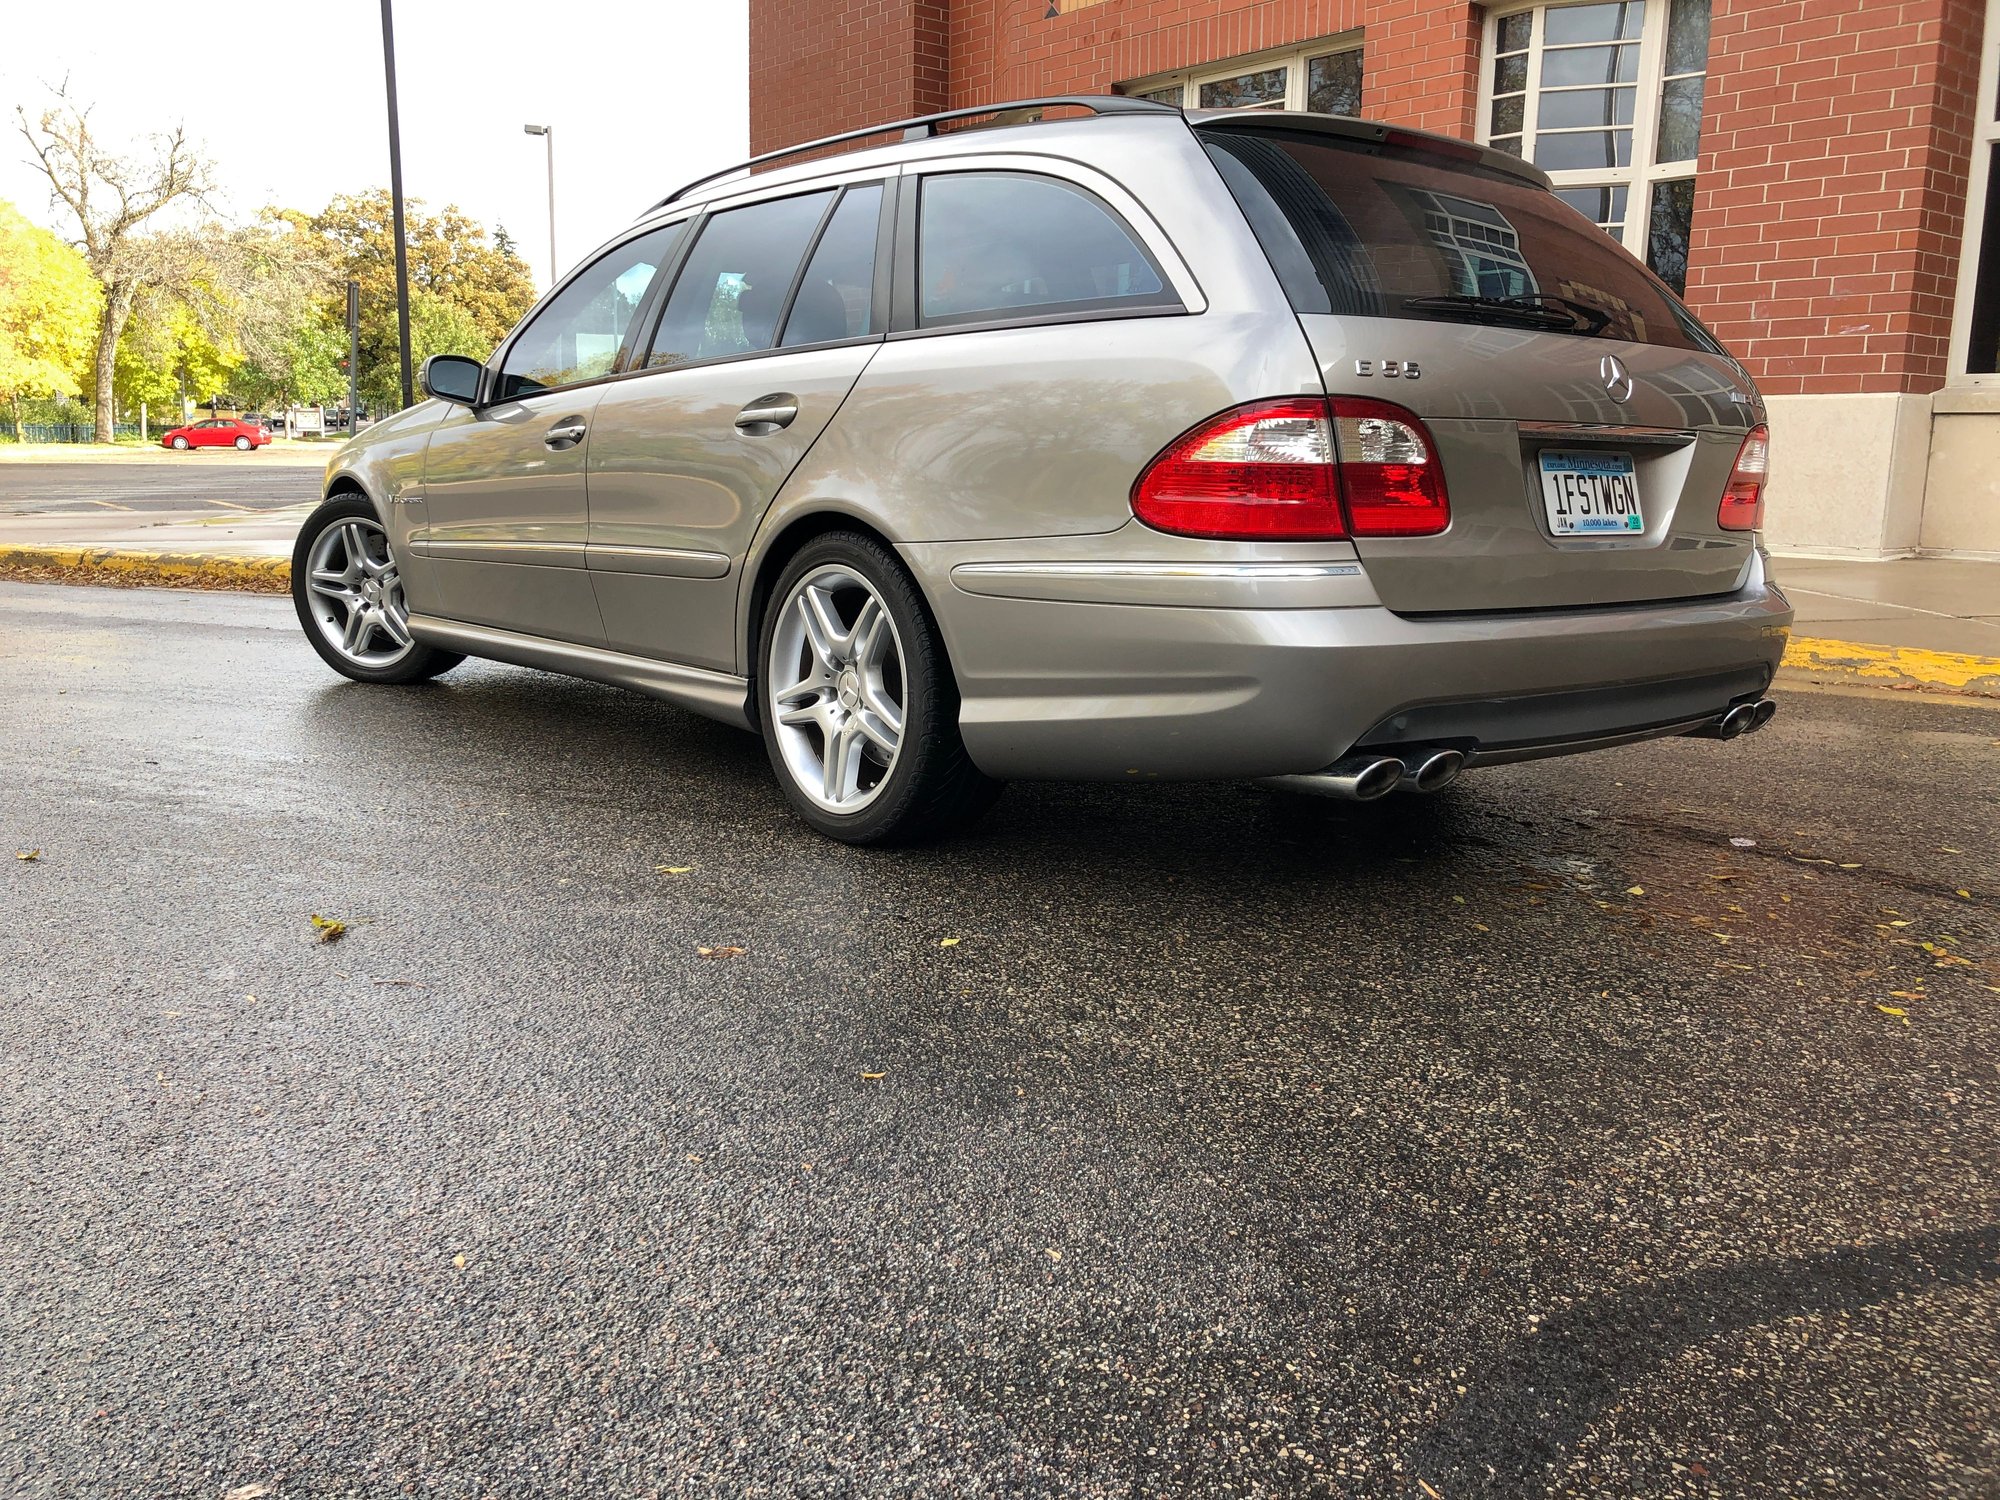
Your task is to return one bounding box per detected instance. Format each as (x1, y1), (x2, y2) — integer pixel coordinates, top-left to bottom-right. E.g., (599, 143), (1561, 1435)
(758, 532), (998, 844)
(290, 494), (462, 685)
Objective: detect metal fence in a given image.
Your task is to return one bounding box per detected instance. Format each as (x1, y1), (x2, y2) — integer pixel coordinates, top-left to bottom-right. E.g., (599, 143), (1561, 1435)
(0, 422), (150, 444)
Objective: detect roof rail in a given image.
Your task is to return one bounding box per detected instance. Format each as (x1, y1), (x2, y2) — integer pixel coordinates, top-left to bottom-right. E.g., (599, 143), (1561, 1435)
(652, 95), (1180, 210)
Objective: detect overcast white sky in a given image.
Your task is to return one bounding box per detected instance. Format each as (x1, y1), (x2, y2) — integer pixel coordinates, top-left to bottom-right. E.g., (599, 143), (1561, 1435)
(1, 0), (749, 290)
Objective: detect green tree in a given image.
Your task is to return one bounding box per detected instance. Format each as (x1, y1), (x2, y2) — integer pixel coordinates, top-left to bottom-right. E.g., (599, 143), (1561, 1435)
(0, 199), (102, 433)
(17, 85), (213, 440)
(114, 291), (238, 415)
(308, 190), (536, 409)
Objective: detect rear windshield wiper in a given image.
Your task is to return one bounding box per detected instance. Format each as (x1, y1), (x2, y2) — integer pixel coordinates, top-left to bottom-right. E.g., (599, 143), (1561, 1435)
(1400, 293), (1610, 334)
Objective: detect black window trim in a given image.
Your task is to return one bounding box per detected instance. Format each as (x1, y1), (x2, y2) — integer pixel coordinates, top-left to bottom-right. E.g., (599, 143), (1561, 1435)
(891, 166), (1188, 338)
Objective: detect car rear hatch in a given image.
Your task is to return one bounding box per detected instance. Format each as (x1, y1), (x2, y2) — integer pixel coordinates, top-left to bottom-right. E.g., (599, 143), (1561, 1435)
(1199, 115), (1763, 615)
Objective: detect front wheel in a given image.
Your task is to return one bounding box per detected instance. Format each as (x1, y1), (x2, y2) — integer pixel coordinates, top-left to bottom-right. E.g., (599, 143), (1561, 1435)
(758, 532), (999, 845)
(171, 436), (189, 450)
(290, 494), (463, 684)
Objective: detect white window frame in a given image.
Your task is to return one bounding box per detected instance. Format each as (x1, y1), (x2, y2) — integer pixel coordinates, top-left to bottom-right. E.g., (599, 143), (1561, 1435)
(1947, 0), (2000, 386)
(1476, 1), (1701, 265)
(1121, 33), (1364, 115)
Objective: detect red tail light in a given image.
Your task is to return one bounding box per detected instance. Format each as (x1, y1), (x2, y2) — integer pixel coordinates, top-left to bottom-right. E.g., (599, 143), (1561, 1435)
(1131, 397), (1450, 541)
(1719, 423), (1770, 531)
(1130, 399), (1345, 539)
(1327, 397), (1451, 537)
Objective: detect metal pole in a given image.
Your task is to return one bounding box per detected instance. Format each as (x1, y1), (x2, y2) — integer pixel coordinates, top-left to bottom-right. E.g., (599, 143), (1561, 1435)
(380, 0), (415, 411)
(346, 280), (361, 436)
(544, 126), (557, 285)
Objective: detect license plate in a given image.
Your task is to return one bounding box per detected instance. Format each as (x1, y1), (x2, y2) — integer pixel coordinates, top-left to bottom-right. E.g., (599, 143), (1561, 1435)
(1539, 450), (1644, 536)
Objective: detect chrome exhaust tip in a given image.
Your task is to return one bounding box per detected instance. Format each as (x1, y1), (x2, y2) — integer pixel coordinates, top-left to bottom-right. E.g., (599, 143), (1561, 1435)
(1405, 747), (1467, 794)
(1258, 754), (1407, 802)
(1718, 702), (1758, 739)
(1747, 698), (1778, 733)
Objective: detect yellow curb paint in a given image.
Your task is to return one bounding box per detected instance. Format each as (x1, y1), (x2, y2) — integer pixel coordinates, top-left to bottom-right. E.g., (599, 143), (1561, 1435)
(1783, 635), (2000, 696)
(0, 544), (289, 593)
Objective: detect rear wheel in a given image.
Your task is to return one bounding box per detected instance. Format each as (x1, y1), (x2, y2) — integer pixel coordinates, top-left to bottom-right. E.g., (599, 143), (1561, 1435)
(758, 532), (999, 844)
(291, 494), (462, 684)
(234, 435), (251, 450)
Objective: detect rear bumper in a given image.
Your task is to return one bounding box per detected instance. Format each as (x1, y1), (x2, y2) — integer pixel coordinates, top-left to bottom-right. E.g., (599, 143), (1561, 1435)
(917, 547), (1793, 781)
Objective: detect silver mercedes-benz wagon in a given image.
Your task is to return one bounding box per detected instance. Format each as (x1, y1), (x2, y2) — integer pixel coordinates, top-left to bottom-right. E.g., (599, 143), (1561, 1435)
(293, 96), (1791, 844)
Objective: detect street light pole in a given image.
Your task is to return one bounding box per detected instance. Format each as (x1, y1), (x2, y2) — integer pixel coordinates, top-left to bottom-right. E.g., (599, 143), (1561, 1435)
(523, 123), (556, 287)
(380, 0), (415, 410)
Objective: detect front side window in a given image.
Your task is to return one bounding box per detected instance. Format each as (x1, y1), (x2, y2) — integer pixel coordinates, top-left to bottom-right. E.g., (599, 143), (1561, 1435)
(917, 172), (1175, 326)
(496, 223), (684, 398)
(1124, 37), (1363, 118)
(1483, 0), (1710, 292)
(645, 190), (836, 368)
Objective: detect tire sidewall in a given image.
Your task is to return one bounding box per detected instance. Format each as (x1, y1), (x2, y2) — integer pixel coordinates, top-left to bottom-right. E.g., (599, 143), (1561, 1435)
(235, 436), (251, 450)
(291, 493), (451, 685)
(756, 534), (945, 843)
(172, 437), (189, 450)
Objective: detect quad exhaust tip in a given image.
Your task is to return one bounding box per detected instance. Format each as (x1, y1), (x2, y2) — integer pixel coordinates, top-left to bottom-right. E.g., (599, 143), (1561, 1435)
(1259, 747), (1466, 802)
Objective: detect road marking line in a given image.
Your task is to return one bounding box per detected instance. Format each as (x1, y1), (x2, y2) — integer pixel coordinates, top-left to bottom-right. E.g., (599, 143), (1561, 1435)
(87, 500), (137, 511)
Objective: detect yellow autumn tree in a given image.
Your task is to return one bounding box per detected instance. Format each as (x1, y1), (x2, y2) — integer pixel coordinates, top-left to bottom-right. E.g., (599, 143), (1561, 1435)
(0, 199), (102, 434)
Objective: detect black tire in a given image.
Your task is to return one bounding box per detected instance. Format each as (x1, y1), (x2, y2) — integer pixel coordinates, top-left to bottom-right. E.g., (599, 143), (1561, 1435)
(291, 493), (464, 685)
(756, 531), (1000, 845)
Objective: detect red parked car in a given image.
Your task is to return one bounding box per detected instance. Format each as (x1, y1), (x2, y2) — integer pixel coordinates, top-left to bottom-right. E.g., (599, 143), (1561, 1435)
(161, 418), (271, 451)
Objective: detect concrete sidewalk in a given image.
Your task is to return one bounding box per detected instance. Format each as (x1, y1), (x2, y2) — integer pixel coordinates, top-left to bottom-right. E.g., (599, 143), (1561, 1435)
(0, 504), (1994, 691)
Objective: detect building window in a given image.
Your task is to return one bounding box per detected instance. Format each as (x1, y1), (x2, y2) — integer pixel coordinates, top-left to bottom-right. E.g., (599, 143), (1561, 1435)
(1479, 1), (1709, 293)
(1122, 36), (1364, 118)
(1950, 0), (2000, 379)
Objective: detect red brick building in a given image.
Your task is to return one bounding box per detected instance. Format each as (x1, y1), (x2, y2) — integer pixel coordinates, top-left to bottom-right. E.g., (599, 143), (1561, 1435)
(750, 0), (2000, 556)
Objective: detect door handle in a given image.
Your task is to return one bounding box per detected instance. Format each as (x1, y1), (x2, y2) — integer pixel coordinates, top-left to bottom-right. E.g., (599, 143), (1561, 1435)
(545, 418), (588, 449)
(734, 394), (799, 434)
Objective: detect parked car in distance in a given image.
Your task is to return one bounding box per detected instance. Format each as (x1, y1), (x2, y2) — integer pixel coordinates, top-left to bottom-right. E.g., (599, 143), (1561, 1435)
(292, 97), (1791, 845)
(162, 418), (271, 452)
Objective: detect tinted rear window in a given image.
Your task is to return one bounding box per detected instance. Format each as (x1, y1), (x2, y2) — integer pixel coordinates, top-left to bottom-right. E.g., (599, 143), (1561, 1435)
(1200, 125), (1720, 353)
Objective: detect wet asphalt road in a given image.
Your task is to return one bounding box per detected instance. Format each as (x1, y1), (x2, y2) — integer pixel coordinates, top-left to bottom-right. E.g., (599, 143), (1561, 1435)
(2, 580), (1997, 1500)
(0, 456), (323, 516)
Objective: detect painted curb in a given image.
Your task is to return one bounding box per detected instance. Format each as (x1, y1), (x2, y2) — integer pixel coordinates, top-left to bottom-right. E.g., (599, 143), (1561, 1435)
(0, 544), (289, 594)
(1781, 635), (2000, 698)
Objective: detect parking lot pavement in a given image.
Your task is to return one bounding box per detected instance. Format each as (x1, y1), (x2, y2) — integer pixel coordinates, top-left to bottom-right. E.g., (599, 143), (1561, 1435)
(2, 579), (1997, 1499)
(0, 449), (325, 517)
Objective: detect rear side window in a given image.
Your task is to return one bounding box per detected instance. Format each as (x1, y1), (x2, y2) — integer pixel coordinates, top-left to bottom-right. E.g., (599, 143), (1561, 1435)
(646, 190), (835, 368)
(780, 184), (883, 347)
(1201, 125), (1720, 353)
(917, 172), (1177, 327)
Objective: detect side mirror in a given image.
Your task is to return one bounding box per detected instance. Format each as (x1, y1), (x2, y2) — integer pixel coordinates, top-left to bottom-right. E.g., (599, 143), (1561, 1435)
(421, 354), (483, 406)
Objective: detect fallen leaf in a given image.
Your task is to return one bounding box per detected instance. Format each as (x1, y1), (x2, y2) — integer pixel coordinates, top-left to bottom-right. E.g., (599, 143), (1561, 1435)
(452, 1253), (467, 1269)
(14, 849), (39, 862)
(1876, 1005), (1907, 1016)
(1626, 885), (1645, 896)
(1957, 889), (1974, 900)
(1419, 1482), (1443, 1500)
(1889, 990), (1925, 1001)
(939, 936), (961, 947)
(1451, 895), (1465, 905)
(309, 914), (346, 944)
(1473, 923), (1491, 933)
(1838, 863), (1862, 870)
(654, 865), (695, 875)
(222, 1486), (273, 1500)
(1730, 837), (1757, 848)
(1045, 1247), (1062, 1263)
(859, 1071), (885, 1081)
(696, 945), (746, 959)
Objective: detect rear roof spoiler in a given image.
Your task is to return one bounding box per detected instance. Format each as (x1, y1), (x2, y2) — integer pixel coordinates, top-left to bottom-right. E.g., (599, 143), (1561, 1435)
(1187, 110), (1553, 190)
